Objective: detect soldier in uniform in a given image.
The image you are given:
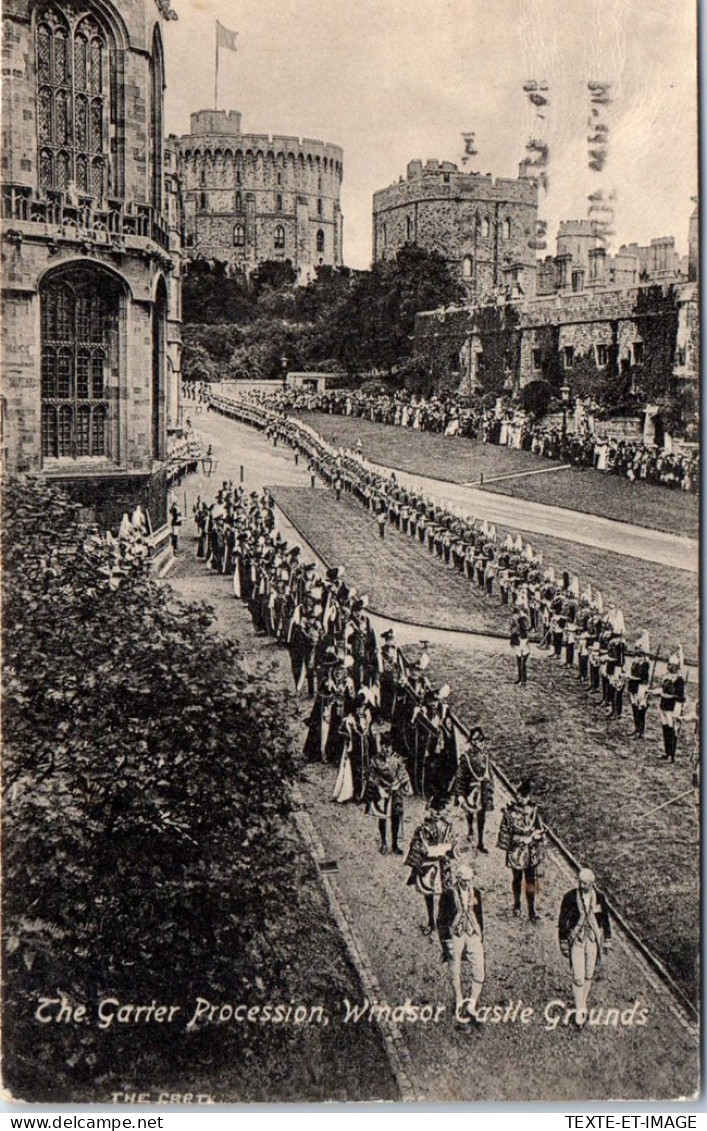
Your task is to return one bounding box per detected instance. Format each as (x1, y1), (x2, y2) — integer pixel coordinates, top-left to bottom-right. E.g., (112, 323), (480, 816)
(648, 653), (686, 761)
(510, 614), (530, 686)
(453, 727), (494, 854)
(405, 796), (458, 935)
(558, 866), (612, 1028)
(577, 623), (591, 683)
(496, 779), (545, 921)
(364, 732), (412, 855)
(627, 638), (651, 739)
(588, 636), (602, 695)
(378, 629), (398, 721)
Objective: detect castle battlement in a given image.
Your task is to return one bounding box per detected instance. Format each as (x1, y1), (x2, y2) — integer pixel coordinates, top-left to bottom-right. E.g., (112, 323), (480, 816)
(181, 111), (343, 166)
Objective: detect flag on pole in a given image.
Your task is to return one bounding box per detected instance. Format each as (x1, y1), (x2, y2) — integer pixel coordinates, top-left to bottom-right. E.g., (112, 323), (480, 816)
(214, 20), (237, 108)
(217, 21), (238, 51)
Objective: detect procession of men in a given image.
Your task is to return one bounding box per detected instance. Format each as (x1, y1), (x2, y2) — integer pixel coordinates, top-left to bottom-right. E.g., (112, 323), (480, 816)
(189, 467), (657, 1029)
(179, 376), (700, 1036)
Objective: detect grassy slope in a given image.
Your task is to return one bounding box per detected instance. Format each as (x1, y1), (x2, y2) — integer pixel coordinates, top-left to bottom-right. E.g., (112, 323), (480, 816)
(482, 471), (700, 540)
(297, 411), (699, 540)
(272, 486), (698, 665)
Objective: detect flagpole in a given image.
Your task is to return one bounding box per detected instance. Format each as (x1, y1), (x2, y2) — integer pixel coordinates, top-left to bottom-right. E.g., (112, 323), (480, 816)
(214, 21), (219, 110)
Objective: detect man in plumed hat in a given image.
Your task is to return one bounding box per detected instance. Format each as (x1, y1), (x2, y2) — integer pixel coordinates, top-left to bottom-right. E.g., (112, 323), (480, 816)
(648, 652), (686, 761)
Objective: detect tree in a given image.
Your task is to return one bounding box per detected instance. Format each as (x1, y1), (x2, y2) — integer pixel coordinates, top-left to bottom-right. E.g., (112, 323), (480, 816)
(249, 259), (298, 299)
(521, 379), (553, 418)
(330, 246), (465, 377)
(182, 260), (255, 325)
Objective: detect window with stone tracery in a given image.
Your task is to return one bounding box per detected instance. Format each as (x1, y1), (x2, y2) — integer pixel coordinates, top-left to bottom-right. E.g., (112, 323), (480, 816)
(35, 5), (116, 201)
(40, 268), (118, 459)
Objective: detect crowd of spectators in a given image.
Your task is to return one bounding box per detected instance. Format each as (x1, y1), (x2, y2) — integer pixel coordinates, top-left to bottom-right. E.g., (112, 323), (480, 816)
(233, 386), (698, 493)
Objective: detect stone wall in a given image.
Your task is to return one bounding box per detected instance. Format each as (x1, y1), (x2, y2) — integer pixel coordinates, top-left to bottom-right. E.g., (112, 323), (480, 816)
(1, 0), (182, 528)
(417, 282), (698, 413)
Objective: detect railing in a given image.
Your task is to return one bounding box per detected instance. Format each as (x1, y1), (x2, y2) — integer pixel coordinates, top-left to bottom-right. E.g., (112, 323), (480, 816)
(1, 185), (170, 251)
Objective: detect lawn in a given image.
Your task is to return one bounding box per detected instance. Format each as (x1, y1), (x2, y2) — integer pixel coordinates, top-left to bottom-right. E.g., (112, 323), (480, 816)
(272, 486), (698, 666)
(296, 411), (699, 540)
(406, 641), (699, 1006)
(483, 472), (700, 541)
(272, 486), (510, 637)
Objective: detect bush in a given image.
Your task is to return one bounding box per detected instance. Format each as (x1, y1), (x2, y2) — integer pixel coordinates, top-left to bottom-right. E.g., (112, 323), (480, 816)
(521, 379), (553, 418)
(2, 477), (303, 1099)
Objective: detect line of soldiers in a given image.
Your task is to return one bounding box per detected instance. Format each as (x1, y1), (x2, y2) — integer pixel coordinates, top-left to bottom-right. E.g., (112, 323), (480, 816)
(224, 385), (700, 492)
(210, 394), (693, 764)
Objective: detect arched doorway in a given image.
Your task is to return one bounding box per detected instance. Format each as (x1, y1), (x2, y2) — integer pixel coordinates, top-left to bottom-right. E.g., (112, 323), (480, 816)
(151, 277), (168, 459)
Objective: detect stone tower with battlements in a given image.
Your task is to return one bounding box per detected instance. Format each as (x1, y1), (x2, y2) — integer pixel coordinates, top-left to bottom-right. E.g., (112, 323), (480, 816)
(372, 159), (538, 301)
(178, 110), (344, 280)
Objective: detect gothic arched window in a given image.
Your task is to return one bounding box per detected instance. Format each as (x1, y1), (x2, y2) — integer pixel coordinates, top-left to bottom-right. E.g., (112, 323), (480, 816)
(274, 225), (285, 249)
(462, 255), (473, 278)
(482, 217), (490, 238)
(35, 6), (117, 201)
(316, 228), (324, 253)
(503, 217), (512, 240)
(40, 267), (120, 460)
(233, 223), (245, 247)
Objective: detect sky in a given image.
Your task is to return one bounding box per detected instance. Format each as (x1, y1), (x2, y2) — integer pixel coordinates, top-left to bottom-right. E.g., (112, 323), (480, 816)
(163, 0), (698, 270)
